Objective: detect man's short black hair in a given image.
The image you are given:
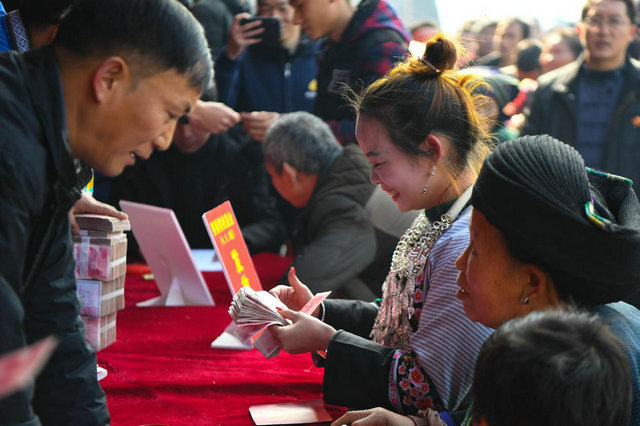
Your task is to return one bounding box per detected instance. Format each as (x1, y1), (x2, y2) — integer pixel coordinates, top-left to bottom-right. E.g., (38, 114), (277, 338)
(18, 0), (76, 29)
(582, 0), (638, 25)
(472, 310), (632, 426)
(54, 0), (213, 92)
(516, 39), (543, 72)
(546, 27), (583, 59)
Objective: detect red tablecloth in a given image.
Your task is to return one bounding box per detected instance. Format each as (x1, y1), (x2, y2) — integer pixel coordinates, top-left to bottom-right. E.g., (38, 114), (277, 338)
(97, 253), (346, 425)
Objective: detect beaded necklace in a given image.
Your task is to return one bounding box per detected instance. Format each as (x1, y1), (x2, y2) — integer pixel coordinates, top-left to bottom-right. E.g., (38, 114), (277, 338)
(371, 185), (473, 349)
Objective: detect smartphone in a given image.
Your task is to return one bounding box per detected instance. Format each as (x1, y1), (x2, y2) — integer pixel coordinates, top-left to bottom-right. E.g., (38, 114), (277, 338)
(240, 16), (281, 49)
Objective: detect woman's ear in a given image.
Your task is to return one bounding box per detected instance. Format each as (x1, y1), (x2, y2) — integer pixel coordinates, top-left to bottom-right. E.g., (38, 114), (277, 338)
(421, 134), (444, 163)
(523, 264), (559, 308)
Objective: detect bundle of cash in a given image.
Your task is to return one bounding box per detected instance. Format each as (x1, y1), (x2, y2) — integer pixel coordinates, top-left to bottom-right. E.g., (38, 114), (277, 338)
(229, 287), (289, 344)
(228, 287), (331, 358)
(73, 213), (130, 351)
(82, 313), (117, 351)
(76, 275), (125, 317)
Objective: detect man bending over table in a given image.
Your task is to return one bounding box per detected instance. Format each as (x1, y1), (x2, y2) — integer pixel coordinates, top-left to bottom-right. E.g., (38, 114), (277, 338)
(0, 0), (212, 424)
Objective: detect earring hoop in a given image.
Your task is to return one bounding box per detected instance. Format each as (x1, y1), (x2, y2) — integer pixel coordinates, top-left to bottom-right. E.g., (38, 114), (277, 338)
(520, 296), (530, 305)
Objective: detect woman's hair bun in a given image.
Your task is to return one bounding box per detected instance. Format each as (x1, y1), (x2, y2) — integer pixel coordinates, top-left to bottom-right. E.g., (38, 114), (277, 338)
(420, 34), (458, 76)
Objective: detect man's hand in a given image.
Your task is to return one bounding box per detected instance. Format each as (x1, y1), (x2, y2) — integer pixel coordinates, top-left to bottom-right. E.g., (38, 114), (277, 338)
(226, 13), (264, 60)
(188, 100), (241, 135)
(269, 309), (336, 354)
(240, 111), (280, 142)
(69, 192), (127, 234)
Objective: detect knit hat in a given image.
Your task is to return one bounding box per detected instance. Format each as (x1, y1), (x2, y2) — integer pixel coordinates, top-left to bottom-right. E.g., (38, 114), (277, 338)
(472, 135), (640, 305)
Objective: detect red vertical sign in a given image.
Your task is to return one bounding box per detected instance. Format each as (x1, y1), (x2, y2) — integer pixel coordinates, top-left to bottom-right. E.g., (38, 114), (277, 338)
(202, 201), (262, 295)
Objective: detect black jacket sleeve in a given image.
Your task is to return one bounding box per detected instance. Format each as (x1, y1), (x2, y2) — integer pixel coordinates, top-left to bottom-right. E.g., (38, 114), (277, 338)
(323, 299), (379, 338)
(0, 143), (43, 425)
(323, 330), (396, 410)
(0, 277), (40, 426)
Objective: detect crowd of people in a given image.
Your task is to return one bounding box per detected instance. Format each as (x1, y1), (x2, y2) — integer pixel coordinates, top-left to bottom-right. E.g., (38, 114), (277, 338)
(0, 0), (639, 425)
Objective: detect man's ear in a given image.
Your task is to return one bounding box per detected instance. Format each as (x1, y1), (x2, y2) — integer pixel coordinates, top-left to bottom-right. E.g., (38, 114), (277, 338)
(576, 21), (585, 39)
(92, 56), (129, 103)
(420, 134), (444, 163)
(282, 162), (299, 185)
(474, 416), (490, 426)
(628, 24), (638, 43)
(49, 24), (61, 43)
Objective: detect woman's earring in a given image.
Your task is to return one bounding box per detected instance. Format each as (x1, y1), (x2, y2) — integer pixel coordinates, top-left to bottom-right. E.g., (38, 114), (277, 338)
(520, 296), (530, 305)
(422, 167), (436, 195)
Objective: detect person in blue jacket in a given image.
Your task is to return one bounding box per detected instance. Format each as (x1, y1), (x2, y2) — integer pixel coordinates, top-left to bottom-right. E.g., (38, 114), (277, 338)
(215, 0), (318, 142)
(0, 2), (7, 51)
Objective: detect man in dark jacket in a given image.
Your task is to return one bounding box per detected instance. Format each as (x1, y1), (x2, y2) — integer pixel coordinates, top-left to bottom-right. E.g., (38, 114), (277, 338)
(523, 0), (640, 198)
(216, 0), (320, 236)
(109, 108), (287, 258)
(263, 112), (415, 300)
(0, 0), (212, 424)
(290, 0), (410, 145)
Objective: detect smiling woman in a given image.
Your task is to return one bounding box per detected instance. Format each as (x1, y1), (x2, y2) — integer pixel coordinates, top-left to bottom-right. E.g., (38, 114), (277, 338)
(269, 33), (494, 415)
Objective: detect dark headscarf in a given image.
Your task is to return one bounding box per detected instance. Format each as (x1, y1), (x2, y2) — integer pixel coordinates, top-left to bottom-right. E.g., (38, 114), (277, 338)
(472, 135), (640, 305)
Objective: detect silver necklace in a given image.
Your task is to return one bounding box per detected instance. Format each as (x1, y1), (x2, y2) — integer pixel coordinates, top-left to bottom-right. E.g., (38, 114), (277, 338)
(371, 186), (473, 349)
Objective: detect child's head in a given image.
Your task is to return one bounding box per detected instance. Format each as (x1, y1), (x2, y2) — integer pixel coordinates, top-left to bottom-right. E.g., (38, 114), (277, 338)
(472, 309), (632, 426)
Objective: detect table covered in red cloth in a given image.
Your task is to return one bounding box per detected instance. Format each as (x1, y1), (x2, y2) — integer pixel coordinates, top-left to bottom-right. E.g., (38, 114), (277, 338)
(97, 253), (346, 425)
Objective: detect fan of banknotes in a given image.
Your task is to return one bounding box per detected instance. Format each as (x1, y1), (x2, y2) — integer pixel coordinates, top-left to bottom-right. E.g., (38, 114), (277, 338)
(229, 286), (332, 358)
(228, 287), (289, 343)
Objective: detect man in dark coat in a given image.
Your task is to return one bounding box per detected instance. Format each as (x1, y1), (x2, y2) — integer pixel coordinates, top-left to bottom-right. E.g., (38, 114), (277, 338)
(523, 0), (640, 199)
(263, 112), (415, 300)
(0, 0), (212, 424)
(109, 111), (287, 258)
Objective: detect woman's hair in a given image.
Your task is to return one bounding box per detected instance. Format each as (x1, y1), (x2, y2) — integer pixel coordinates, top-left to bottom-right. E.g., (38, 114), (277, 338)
(349, 34), (492, 195)
(472, 309), (632, 426)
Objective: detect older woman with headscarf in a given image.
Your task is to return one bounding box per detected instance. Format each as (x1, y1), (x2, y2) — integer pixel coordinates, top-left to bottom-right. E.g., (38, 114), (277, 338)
(333, 134), (640, 426)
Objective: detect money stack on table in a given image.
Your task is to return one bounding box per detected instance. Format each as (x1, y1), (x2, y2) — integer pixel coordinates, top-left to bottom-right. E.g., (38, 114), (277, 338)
(72, 214), (130, 351)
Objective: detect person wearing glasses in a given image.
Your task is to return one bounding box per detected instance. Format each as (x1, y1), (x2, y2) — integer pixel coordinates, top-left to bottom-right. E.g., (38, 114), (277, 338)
(523, 0), (640, 209)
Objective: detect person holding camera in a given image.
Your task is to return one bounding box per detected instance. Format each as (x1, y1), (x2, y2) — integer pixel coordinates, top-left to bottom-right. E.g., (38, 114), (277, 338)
(215, 0), (318, 142)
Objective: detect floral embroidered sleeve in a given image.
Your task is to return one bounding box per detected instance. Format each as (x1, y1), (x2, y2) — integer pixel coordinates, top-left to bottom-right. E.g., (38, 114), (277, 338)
(389, 349), (445, 415)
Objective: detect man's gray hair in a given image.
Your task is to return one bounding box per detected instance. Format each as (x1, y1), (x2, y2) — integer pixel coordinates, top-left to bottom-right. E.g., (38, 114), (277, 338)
(263, 112), (342, 175)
